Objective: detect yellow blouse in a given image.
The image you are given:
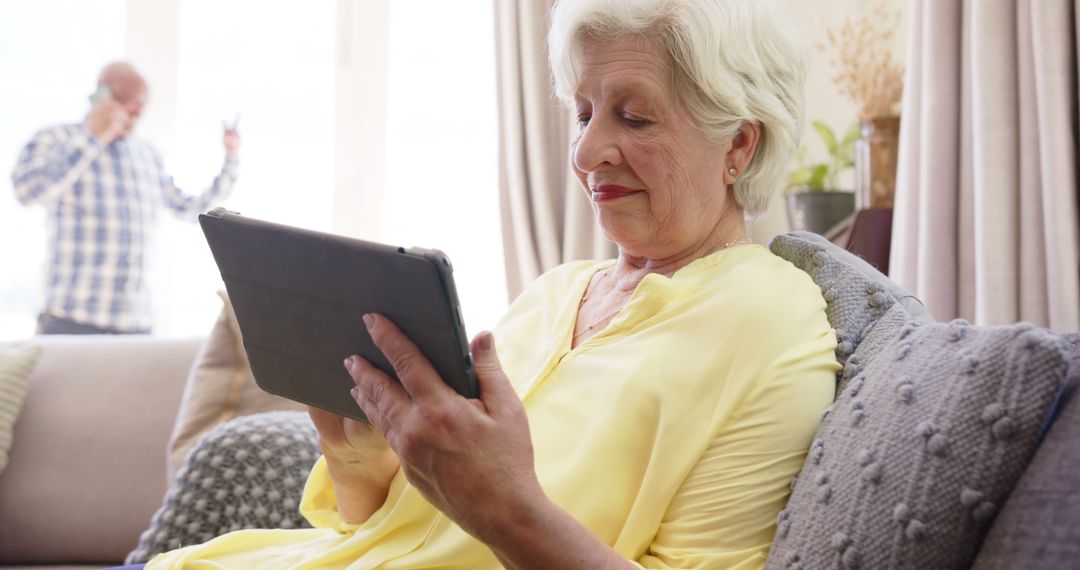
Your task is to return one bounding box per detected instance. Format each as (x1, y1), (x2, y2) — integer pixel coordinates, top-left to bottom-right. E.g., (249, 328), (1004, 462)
(147, 244), (837, 569)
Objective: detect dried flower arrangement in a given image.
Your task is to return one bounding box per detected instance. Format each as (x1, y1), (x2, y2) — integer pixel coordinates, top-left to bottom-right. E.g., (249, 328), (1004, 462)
(816, 3), (904, 119)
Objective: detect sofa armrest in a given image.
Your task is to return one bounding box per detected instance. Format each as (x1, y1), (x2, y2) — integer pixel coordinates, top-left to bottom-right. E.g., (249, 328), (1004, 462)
(0, 335), (201, 566)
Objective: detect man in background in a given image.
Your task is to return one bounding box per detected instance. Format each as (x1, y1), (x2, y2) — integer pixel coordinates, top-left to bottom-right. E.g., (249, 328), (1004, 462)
(11, 61), (240, 334)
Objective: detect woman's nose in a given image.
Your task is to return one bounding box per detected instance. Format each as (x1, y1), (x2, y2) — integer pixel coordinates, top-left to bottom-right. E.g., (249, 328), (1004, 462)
(572, 118), (623, 173)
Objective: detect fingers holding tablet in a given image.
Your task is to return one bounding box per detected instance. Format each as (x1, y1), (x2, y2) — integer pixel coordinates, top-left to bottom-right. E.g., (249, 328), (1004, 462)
(360, 313), (458, 403)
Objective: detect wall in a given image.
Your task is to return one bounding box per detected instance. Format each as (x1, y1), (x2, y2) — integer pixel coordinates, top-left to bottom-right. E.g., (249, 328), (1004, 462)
(751, 0), (909, 243)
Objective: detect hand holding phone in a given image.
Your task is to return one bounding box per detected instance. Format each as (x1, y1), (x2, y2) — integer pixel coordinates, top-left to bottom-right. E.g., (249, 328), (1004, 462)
(86, 84), (129, 144)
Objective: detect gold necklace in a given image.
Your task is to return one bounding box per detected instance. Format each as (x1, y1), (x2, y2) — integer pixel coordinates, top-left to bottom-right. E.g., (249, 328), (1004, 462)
(719, 237), (753, 250)
(573, 268), (627, 341)
(573, 293), (629, 340)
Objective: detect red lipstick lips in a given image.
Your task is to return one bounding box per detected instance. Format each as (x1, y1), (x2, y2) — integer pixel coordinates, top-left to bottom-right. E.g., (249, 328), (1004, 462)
(591, 184), (641, 202)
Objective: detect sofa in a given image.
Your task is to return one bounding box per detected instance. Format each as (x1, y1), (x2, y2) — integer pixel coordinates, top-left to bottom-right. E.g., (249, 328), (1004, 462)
(0, 335), (201, 569)
(0, 231), (1076, 569)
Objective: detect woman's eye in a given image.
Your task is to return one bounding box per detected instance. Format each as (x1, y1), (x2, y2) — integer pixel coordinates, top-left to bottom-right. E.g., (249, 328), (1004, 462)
(622, 115), (650, 127)
(576, 114), (591, 127)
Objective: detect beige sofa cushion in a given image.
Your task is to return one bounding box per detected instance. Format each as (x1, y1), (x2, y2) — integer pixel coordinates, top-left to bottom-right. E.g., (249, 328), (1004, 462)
(166, 292), (305, 485)
(0, 346), (40, 474)
(0, 335), (200, 565)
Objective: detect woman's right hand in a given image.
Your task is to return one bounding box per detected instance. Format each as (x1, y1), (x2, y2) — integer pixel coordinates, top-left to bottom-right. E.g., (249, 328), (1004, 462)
(308, 406), (400, 524)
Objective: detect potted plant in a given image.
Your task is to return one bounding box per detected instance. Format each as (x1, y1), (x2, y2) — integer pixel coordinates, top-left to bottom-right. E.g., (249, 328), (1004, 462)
(785, 120), (859, 235)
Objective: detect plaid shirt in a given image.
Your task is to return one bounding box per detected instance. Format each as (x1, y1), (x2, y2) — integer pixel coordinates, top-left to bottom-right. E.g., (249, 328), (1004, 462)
(12, 124), (237, 332)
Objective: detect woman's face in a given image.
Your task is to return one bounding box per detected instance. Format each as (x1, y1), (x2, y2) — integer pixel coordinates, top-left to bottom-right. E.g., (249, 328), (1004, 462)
(571, 36), (740, 259)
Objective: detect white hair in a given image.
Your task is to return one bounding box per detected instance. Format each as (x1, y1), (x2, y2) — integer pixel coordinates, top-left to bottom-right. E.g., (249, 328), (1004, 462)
(548, 0), (805, 215)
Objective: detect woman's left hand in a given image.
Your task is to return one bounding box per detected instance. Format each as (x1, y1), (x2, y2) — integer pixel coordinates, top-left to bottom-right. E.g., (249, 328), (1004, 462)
(345, 313), (544, 541)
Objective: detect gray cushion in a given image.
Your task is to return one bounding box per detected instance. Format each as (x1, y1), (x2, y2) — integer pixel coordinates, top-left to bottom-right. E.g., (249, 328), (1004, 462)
(769, 232), (933, 372)
(765, 303), (1068, 570)
(971, 333), (1080, 569)
(126, 411), (320, 563)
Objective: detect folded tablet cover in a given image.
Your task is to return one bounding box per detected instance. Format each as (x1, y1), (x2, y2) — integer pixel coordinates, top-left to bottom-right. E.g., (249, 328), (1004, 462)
(200, 209), (477, 422)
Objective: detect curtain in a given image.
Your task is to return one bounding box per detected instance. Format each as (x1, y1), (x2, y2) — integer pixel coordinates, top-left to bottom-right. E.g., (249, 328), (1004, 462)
(891, 0), (1080, 332)
(494, 0), (616, 300)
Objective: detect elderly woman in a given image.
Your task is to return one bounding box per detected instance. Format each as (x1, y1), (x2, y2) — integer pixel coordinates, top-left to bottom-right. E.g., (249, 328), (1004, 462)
(144, 0), (836, 567)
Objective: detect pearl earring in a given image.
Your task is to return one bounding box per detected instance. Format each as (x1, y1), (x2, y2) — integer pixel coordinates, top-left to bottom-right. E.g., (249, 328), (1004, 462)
(728, 167), (737, 177)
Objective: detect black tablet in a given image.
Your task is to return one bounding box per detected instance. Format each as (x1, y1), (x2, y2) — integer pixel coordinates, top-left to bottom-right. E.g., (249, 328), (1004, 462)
(199, 208), (479, 422)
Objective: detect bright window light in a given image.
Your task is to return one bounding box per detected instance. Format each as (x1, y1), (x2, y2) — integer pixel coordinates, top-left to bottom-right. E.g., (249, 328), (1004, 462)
(157, 0), (336, 336)
(0, 0), (505, 341)
(383, 0), (507, 338)
(0, 0), (127, 341)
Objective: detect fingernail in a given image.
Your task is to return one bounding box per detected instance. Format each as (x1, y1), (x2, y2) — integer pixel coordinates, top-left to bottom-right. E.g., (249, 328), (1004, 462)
(362, 314), (375, 331)
(350, 387), (360, 400)
(479, 332), (493, 351)
(344, 357), (355, 371)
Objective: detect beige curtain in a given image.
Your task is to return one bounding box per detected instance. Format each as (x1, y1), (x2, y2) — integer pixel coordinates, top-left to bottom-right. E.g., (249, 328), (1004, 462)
(891, 0), (1080, 332)
(494, 0), (616, 300)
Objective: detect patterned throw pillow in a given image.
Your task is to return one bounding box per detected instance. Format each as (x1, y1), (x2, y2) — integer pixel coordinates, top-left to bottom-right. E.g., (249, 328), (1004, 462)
(765, 303), (1068, 569)
(769, 231), (934, 372)
(0, 346), (40, 474)
(127, 411), (320, 563)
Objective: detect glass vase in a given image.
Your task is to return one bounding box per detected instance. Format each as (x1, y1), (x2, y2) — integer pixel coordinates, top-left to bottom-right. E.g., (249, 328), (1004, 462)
(854, 116), (901, 209)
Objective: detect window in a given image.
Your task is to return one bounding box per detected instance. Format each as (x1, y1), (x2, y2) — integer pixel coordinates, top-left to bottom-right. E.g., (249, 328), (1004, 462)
(382, 0), (506, 336)
(156, 0), (336, 335)
(0, 1), (506, 340)
(0, 0), (126, 340)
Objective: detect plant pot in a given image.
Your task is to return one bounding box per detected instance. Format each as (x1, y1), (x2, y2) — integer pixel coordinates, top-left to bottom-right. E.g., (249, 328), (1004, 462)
(785, 190), (855, 235)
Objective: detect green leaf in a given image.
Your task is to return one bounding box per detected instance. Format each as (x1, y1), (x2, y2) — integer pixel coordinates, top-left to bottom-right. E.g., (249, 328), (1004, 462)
(837, 122), (861, 162)
(812, 120), (838, 156)
(808, 164), (829, 190)
(841, 122), (861, 147)
(788, 120), (863, 192)
(787, 166), (815, 187)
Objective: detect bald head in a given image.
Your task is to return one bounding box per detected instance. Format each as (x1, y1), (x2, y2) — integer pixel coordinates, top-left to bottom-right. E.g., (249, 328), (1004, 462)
(98, 61), (147, 92)
(96, 61), (148, 131)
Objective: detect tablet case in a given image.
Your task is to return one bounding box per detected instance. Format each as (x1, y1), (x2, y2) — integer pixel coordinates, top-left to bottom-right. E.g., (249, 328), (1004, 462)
(199, 208), (478, 422)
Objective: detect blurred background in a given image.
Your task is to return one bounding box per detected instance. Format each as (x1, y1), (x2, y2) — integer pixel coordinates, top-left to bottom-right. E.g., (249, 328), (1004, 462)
(1, 0), (504, 339)
(0, 0), (905, 341)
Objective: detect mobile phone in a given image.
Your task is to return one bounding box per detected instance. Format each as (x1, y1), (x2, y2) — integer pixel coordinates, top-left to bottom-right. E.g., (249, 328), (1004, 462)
(89, 84), (112, 105)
